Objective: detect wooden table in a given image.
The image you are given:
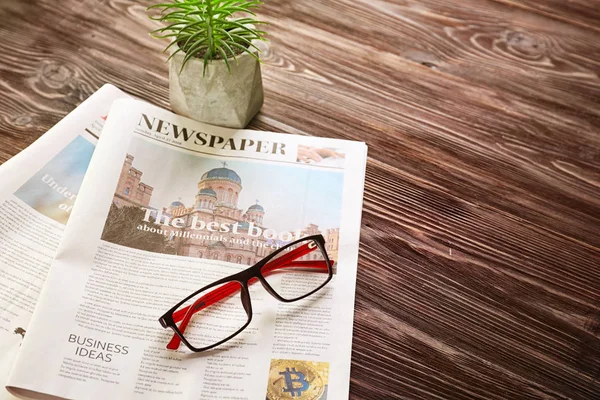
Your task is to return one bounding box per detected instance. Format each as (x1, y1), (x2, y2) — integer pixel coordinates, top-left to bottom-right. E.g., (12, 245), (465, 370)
(1, 1), (599, 399)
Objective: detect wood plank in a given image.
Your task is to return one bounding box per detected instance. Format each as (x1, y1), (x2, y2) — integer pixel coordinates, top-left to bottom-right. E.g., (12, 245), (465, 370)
(491, 0), (600, 32)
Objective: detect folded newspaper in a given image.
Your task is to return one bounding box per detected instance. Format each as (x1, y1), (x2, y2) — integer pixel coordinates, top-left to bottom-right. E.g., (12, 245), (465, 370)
(0, 85), (130, 400)
(0, 86), (367, 399)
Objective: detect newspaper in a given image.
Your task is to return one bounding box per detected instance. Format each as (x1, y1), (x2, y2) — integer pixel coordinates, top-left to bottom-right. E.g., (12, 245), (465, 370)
(0, 85), (130, 400)
(5, 99), (367, 399)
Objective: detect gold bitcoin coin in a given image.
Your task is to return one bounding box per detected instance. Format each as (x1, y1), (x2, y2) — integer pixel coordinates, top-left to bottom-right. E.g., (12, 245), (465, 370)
(266, 360), (325, 400)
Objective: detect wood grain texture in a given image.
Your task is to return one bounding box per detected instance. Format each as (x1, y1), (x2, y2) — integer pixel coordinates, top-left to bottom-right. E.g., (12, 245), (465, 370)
(1, 0), (599, 399)
(490, 0), (600, 32)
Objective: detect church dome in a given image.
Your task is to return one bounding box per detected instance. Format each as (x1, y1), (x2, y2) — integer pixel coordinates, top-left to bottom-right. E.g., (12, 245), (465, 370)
(170, 200), (184, 207)
(248, 203), (264, 212)
(201, 168), (241, 185)
(197, 188), (217, 197)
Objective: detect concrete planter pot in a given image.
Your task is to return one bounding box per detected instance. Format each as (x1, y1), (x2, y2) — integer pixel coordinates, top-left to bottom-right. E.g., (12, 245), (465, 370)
(169, 43), (264, 128)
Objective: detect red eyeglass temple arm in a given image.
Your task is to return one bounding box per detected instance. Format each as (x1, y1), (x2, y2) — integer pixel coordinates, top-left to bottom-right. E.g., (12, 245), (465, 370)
(166, 244), (331, 350)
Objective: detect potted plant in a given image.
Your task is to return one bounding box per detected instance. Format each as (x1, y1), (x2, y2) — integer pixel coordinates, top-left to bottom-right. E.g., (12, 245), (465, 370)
(147, 0), (267, 128)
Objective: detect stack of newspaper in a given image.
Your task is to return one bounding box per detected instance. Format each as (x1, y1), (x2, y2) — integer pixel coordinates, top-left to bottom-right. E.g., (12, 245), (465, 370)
(0, 85), (367, 400)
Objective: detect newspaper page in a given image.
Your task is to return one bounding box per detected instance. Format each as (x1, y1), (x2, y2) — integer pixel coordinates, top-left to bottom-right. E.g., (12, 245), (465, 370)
(0, 85), (130, 400)
(7, 99), (367, 400)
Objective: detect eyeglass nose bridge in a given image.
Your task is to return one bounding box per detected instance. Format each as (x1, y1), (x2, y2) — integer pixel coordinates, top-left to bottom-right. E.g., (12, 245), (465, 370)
(236, 272), (282, 304)
(253, 273), (289, 302)
(239, 281), (253, 316)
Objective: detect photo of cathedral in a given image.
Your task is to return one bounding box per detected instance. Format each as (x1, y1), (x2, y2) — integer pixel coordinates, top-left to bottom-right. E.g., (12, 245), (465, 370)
(104, 143), (341, 266)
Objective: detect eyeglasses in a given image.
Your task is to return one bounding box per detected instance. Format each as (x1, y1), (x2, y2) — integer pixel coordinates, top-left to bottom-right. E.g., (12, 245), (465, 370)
(159, 234), (334, 352)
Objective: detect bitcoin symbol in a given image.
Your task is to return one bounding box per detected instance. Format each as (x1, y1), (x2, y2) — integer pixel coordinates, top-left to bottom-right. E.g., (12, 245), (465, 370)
(279, 367), (310, 397)
(266, 360), (324, 400)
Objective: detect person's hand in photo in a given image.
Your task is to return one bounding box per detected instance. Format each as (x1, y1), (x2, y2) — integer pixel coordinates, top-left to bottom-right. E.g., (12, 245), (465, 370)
(313, 148), (345, 159)
(297, 145), (345, 163)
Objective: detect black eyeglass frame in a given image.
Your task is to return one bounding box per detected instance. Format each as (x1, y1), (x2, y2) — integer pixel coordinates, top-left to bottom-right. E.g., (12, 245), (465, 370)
(158, 234), (334, 352)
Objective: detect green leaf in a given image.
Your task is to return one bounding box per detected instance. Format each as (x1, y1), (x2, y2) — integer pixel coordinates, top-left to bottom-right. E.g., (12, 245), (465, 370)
(217, 46), (232, 73)
(181, 27), (209, 51)
(202, 49), (211, 76)
(217, 37), (237, 62)
(227, 41), (261, 63)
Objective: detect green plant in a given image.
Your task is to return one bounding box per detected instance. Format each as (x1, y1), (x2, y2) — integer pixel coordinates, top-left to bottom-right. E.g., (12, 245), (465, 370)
(147, 0), (267, 75)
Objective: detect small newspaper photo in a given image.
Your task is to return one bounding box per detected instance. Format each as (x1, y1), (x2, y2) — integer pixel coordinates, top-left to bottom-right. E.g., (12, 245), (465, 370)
(4, 99), (367, 400)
